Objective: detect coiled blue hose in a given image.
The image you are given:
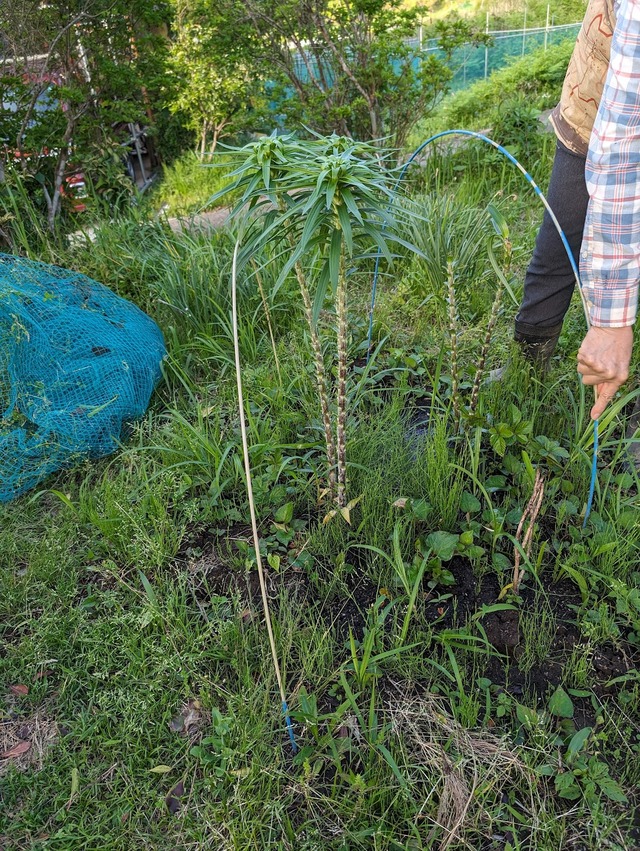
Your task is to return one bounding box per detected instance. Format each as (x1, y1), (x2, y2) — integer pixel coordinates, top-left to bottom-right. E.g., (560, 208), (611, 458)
(366, 129), (598, 526)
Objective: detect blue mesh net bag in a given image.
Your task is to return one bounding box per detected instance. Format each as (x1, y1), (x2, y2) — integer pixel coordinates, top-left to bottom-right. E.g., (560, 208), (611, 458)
(0, 253), (166, 501)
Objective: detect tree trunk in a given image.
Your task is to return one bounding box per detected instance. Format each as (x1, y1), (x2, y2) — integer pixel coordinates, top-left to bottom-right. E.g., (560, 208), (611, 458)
(199, 122), (209, 160)
(46, 111), (76, 233)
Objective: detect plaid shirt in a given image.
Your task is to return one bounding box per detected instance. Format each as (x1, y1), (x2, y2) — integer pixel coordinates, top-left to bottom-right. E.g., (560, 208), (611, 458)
(581, 0), (640, 327)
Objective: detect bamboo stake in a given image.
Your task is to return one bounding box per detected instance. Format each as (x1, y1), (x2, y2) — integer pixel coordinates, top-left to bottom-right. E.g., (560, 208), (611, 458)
(231, 239), (297, 752)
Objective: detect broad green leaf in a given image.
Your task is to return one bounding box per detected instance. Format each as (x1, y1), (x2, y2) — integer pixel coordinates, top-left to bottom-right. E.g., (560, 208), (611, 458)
(555, 771), (581, 800)
(597, 775), (628, 803)
(566, 727), (591, 761)
(408, 498), (429, 521)
(274, 502), (294, 524)
(516, 704), (538, 730)
(490, 432), (506, 457)
(548, 686), (574, 719)
(460, 491), (481, 513)
(267, 553), (281, 572)
(425, 531), (459, 562)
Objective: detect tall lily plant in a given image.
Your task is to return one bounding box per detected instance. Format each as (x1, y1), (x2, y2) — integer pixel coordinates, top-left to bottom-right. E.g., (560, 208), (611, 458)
(215, 133), (416, 507)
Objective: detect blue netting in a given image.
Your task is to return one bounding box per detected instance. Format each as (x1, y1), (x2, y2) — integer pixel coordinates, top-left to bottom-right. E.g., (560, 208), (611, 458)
(0, 254), (166, 501)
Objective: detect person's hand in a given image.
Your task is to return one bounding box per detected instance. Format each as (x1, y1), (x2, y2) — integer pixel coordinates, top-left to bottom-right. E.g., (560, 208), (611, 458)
(577, 326), (633, 419)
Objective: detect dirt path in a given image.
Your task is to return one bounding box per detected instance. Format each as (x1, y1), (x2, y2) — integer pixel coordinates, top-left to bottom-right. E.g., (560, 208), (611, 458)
(165, 206), (231, 233)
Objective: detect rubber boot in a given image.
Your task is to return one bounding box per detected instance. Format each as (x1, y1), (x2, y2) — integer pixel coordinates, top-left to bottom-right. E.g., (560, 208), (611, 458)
(513, 319), (563, 370)
(487, 320), (562, 383)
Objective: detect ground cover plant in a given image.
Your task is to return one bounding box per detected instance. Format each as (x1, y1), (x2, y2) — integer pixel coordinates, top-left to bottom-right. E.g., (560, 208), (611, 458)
(1, 126), (639, 851)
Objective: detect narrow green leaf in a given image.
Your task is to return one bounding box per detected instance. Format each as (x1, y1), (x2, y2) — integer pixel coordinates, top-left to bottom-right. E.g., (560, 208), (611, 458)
(376, 743), (408, 789)
(325, 179), (337, 211)
(567, 727), (591, 761)
(337, 203), (353, 255)
(138, 569), (158, 608)
(261, 159), (271, 190)
(548, 686), (574, 719)
(340, 186), (364, 224)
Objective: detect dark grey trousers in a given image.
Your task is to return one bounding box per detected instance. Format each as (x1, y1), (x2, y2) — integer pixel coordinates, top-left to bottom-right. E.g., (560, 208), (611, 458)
(515, 139), (589, 341)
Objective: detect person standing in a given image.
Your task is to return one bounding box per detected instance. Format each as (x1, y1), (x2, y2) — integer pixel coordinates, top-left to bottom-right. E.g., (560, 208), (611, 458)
(515, 0), (638, 421)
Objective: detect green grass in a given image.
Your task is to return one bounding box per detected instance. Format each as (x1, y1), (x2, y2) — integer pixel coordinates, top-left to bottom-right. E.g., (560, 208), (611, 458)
(151, 151), (239, 218)
(1, 133), (639, 850)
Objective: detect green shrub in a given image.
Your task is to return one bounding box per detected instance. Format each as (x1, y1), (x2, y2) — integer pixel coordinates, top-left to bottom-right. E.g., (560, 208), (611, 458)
(434, 40), (574, 133)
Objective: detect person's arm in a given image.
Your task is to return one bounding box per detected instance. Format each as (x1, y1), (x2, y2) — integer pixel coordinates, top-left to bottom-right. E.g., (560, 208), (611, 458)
(577, 0), (640, 419)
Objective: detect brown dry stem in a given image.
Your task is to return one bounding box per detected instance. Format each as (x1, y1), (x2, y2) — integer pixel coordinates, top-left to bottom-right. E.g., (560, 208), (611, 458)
(513, 469), (545, 594)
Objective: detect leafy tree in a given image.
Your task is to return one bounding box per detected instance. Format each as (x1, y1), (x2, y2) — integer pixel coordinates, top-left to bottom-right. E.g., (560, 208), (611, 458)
(207, 0), (488, 150)
(164, 21), (256, 157)
(0, 0), (170, 230)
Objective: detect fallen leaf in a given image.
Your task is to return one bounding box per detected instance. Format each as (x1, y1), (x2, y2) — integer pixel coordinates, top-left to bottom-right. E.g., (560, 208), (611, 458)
(169, 715), (184, 733)
(8, 684), (29, 696)
(165, 780), (184, 815)
(393, 498), (408, 509)
(65, 767), (80, 810)
(182, 703), (202, 732)
(149, 765), (173, 774)
(169, 699), (204, 735)
(229, 766), (250, 778)
(1, 740), (31, 759)
(35, 670), (53, 681)
(239, 608), (254, 624)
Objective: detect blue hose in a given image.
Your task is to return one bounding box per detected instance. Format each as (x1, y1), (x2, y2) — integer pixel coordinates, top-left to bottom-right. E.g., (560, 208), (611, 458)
(366, 129), (598, 526)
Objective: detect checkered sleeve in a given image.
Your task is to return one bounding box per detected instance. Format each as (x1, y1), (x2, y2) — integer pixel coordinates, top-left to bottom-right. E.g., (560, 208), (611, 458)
(580, 0), (640, 328)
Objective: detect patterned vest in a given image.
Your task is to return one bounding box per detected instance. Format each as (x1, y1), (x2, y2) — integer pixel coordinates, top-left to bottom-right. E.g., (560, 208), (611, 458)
(550, 0), (617, 155)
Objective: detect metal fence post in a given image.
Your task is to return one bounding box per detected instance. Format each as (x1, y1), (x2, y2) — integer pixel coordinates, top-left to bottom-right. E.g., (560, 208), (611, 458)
(522, 6), (527, 57)
(544, 4), (550, 49)
(484, 12), (489, 79)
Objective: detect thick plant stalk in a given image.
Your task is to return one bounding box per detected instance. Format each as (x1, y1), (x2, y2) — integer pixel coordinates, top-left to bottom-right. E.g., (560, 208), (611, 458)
(335, 255), (348, 508)
(275, 200), (336, 499)
(469, 280), (503, 416)
(280, 205), (337, 502)
(293, 259), (338, 501)
(446, 260), (461, 433)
